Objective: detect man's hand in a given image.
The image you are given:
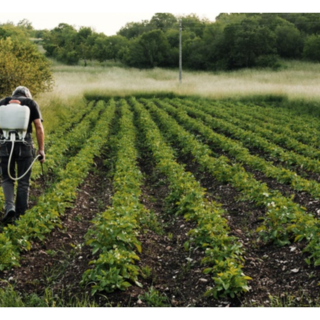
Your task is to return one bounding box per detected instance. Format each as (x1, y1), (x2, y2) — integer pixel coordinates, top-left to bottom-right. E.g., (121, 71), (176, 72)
(34, 119), (45, 163)
(38, 149), (45, 163)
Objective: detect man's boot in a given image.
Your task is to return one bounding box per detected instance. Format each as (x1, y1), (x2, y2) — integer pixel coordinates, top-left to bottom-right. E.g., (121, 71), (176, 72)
(1, 209), (16, 224)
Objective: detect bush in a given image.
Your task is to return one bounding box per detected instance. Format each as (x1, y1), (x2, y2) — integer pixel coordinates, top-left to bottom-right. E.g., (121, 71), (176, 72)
(303, 35), (320, 62)
(0, 37), (54, 97)
(255, 54), (281, 69)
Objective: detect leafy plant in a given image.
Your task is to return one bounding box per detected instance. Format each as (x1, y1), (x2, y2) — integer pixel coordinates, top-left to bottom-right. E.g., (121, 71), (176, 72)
(139, 287), (170, 307)
(131, 97), (250, 299)
(0, 100), (116, 270)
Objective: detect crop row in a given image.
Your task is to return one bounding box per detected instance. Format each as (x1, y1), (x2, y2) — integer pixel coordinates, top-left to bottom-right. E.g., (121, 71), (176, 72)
(164, 98), (320, 200)
(219, 101), (320, 148)
(32, 100), (105, 179)
(131, 97), (250, 298)
(176, 99), (320, 175)
(82, 99), (146, 294)
(0, 100), (101, 214)
(184, 98), (320, 160)
(0, 100), (115, 270)
(140, 98), (320, 266)
(226, 101), (320, 136)
(212, 100), (320, 147)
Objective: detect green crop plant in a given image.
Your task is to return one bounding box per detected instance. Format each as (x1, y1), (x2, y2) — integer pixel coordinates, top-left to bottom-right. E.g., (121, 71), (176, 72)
(131, 97), (250, 299)
(164, 98), (320, 200)
(82, 100), (148, 294)
(143, 97), (320, 268)
(182, 98), (320, 158)
(139, 287), (170, 307)
(0, 101), (116, 270)
(182, 98), (320, 175)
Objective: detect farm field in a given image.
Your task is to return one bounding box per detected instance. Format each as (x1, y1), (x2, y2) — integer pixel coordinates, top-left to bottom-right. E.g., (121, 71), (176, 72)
(1, 94), (320, 307)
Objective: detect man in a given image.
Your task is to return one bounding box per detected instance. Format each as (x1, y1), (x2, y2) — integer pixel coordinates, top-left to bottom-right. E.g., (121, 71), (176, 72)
(0, 86), (45, 224)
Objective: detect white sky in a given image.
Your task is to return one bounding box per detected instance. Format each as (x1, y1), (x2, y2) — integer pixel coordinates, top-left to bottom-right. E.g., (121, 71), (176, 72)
(0, 12), (219, 36)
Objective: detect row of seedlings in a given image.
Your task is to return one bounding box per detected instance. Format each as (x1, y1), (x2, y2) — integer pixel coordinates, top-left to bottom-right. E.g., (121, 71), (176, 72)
(226, 100), (320, 136)
(183, 99), (320, 160)
(82, 99), (147, 294)
(214, 100), (320, 151)
(178, 99), (320, 175)
(131, 97), (250, 299)
(0, 100), (116, 271)
(0, 100), (100, 214)
(141, 98), (320, 267)
(32, 100), (106, 180)
(164, 99), (320, 199)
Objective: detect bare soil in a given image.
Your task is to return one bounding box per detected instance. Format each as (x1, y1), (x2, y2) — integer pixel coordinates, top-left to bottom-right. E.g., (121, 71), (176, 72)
(179, 153), (320, 307)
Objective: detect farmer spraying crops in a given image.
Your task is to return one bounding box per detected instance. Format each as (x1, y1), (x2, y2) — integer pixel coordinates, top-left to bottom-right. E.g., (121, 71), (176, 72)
(0, 86), (45, 224)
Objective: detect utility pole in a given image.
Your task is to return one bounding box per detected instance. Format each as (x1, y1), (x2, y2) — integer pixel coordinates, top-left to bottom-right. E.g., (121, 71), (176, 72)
(179, 19), (182, 84)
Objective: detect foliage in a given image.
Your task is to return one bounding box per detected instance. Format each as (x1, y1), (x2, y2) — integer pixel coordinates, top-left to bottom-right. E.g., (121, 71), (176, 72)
(303, 35), (320, 62)
(3, 95), (320, 301)
(0, 37), (53, 96)
(275, 24), (303, 59)
(0, 285), (99, 307)
(0, 100), (115, 270)
(92, 34), (128, 62)
(139, 286), (170, 307)
(35, 13), (320, 71)
(122, 30), (170, 68)
(82, 100), (146, 294)
(152, 97), (320, 266)
(0, 23), (30, 41)
(132, 97), (250, 298)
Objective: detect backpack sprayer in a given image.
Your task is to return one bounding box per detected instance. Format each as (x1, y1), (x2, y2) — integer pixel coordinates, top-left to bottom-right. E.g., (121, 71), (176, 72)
(0, 100), (42, 181)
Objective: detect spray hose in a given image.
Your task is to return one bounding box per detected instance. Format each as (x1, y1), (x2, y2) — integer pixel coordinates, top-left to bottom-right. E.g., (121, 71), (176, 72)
(8, 132), (41, 181)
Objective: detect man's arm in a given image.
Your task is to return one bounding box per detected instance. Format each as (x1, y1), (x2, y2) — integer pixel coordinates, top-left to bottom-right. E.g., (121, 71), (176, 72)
(34, 119), (45, 163)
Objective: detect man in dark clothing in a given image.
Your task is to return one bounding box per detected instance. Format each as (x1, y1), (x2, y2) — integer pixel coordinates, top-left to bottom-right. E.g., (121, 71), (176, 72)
(0, 86), (45, 224)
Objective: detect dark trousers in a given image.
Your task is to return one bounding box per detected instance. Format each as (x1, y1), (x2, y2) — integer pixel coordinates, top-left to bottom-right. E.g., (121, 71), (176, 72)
(0, 138), (34, 217)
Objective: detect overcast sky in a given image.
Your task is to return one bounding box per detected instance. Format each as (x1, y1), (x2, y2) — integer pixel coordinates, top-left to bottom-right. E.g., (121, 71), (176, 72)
(0, 12), (219, 36)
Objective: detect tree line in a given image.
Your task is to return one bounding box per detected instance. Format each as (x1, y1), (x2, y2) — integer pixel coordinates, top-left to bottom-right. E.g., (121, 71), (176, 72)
(2, 12), (320, 93)
(38, 13), (320, 70)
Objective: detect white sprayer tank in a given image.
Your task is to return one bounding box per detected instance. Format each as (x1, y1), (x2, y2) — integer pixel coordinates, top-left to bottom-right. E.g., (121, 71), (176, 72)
(0, 102), (30, 140)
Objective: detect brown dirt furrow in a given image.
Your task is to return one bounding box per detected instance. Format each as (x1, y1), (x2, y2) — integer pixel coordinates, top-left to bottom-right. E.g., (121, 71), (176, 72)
(120, 156), (225, 307)
(241, 164), (320, 218)
(201, 136), (320, 217)
(0, 157), (113, 302)
(177, 152), (320, 307)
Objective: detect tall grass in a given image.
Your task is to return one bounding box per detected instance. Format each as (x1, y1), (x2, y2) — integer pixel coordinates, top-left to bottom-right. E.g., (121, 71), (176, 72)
(35, 58), (320, 131)
(38, 59), (320, 101)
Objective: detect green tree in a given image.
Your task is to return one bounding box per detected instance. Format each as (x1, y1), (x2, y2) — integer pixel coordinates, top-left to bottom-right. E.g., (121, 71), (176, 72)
(208, 16), (278, 70)
(103, 35), (128, 62)
(179, 14), (211, 38)
(92, 34), (128, 62)
(303, 35), (320, 62)
(149, 13), (177, 31)
(76, 27), (94, 66)
(123, 30), (169, 68)
(165, 22), (208, 69)
(275, 24), (303, 59)
(0, 23), (29, 41)
(42, 23), (79, 64)
(117, 20), (151, 39)
(91, 33), (109, 62)
(0, 37), (53, 97)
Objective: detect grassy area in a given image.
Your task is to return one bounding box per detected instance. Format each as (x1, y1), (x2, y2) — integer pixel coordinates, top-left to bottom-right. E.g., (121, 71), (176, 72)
(39, 59), (320, 133)
(37, 59), (320, 102)
(0, 285), (100, 307)
(36, 59), (320, 133)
